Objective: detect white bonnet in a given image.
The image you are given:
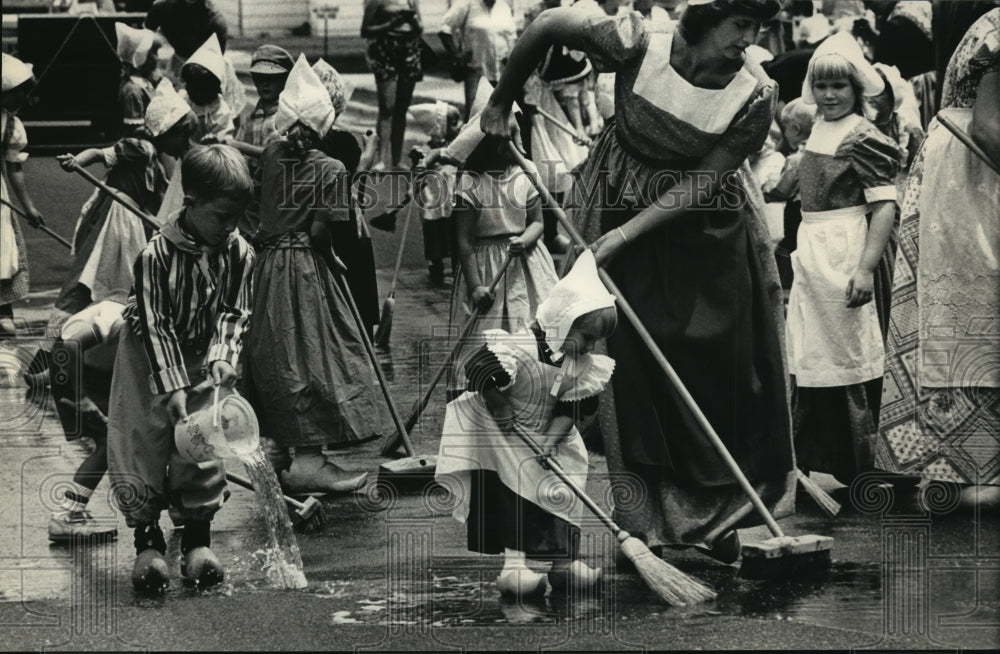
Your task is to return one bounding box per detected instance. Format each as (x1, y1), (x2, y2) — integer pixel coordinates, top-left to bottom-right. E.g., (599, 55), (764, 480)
(802, 32), (884, 104)
(2, 53), (34, 92)
(536, 250), (616, 354)
(183, 33), (226, 82)
(115, 23), (157, 69)
(275, 55), (336, 137)
(145, 78), (191, 137)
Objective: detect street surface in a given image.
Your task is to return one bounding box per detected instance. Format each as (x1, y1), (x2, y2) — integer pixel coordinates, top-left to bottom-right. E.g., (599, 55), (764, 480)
(0, 64), (997, 653)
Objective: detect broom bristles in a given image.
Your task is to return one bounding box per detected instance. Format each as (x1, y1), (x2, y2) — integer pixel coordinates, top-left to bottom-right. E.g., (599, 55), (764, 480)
(619, 537), (716, 606)
(796, 469), (841, 518)
(374, 297), (395, 347)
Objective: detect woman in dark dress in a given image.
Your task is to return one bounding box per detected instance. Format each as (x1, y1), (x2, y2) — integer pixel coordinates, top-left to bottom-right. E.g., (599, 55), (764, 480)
(482, 0), (795, 563)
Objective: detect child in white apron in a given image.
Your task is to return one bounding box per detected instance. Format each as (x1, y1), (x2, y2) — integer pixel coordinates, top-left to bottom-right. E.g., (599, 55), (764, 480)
(437, 251), (616, 598)
(787, 33), (901, 485)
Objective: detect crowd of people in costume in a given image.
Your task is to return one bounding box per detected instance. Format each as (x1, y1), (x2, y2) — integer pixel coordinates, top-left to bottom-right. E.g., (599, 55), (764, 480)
(1, 0), (996, 600)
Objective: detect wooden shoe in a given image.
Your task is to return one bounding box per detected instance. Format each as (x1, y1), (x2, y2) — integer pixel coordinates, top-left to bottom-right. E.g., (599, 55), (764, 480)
(281, 462), (368, 494)
(182, 546), (225, 588)
(548, 560), (602, 593)
(132, 549), (169, 593)
(496, 568), (547, 599)
(695, 530), (741, 564)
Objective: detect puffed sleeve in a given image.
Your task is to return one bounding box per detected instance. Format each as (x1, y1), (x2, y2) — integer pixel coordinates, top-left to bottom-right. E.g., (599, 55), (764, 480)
(580, 12), (650, 74)
(4, 115), (28, 164)
(850, 127), (901, 204)
(465, 329), (520, 393)
(713, 82), (778, 161)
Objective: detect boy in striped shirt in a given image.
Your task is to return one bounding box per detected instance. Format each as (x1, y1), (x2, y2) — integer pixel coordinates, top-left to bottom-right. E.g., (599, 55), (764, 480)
(107, 144), (254, 593)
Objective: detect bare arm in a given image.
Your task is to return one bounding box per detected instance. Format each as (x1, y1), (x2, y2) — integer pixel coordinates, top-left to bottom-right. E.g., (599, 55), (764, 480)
(6, 163), (44, 226)
(455, 202), (483, 289)
(482, 8), (597, 136)
(970, 70), (1000, 166)
(590, 144), (750, 266)
(845, 199), (895, 308)
(508, 195), (544, 255)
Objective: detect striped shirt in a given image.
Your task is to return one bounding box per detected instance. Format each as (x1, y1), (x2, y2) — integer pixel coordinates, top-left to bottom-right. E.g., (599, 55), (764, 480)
(123, 212), (255, 395)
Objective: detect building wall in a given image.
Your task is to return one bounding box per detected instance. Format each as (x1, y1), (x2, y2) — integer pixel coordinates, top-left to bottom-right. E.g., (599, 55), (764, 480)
(215, 1), (541, 39)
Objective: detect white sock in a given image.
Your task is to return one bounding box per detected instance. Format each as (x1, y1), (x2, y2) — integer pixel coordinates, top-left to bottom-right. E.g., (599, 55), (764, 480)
(58, 482), (92, 514)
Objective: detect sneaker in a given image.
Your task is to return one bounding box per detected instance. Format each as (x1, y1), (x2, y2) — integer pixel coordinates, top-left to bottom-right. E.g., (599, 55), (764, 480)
(181, 546), (225, 588)
(47, 511), (117, 542)
(132, 549), (169, 593)
(496, 568), (547, 599)
(548, 559), (602, 593)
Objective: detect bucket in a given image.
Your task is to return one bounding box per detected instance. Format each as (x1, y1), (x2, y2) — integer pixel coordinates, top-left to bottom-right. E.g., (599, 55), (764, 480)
(174, 387), (259, 464)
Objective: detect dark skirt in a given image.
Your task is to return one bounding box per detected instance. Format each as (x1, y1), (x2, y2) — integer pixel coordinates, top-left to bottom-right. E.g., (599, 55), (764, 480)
(569, 129), (795, 547)
(328, 218), (380, 331)
(245, 233), (382, 447)
(466, 470), (579, 560)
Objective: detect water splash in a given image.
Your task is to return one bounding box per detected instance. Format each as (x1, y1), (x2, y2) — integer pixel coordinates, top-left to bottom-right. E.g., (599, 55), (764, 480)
(238, 447), (308, 589)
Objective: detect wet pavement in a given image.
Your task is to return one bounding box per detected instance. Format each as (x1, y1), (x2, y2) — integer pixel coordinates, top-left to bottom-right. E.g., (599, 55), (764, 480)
(2, 260), (998, 651)
(2, 108), (998, 649)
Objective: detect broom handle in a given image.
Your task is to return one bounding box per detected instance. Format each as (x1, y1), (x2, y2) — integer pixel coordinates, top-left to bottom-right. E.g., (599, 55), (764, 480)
(387, 178), (416, 297)
(330, 260), (418, 457)
(510, 423), (623, 538)
(381, 254), (515, 456)
(938, 113), (1000, 176)
(225, 471), (308, 511)
(535, 107), (592, 147)
(508, 142), (786, 539)
(70, 165), (160, 231)
(0, 197), (72, 249)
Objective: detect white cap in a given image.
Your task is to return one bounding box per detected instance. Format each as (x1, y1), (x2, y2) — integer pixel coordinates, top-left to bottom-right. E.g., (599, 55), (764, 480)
(802, 31), (884, 104)
(145, 78), (192, 137)
(183, 33), (226, 82)
(2, 53), (34, 91)
(275, 54), (336, 137)
(536, 250), (616, 354)
(115, 23), (157, 69)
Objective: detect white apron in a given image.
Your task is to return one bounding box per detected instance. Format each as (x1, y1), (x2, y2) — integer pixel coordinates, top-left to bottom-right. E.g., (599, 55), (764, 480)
(786, 205), (885, 387)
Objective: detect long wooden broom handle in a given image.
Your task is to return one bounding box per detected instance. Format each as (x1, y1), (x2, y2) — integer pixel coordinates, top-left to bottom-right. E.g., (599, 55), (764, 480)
(938, 113), (1000, 176)
(380, 254), (515, 456)
(387, 177), (417, 297)
(70, 165), (160, 231)
(0, 197), (72, 249)
(330, 260), (418, 457)
(507, 142), (786, 539)
(510, 423), (623, 539)
(534, 107), (592, 147)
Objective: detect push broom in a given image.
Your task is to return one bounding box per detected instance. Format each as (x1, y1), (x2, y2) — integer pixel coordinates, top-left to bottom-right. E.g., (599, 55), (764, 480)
(0, 197), (72, 249)
(510, 423), (716, 605)
(373, 153), (425, 347)
(380, 254), (515, 457)
(324, 253), (437, 486)
(508, 141), (833, 580)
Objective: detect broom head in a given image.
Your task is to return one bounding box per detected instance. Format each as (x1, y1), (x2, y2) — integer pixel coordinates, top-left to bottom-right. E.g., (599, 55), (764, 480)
(796, 469), (841, 518)
(369, 207), (400, 232)
(738, 534), (833, 579)
(290, 496), (326, 533)
(619, 536), (716, 606)
(373, 296), (395, 347)
(376, 455), (438, 493)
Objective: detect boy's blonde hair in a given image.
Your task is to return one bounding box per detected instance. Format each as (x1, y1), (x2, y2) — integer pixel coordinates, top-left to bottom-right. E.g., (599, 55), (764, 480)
(781, 98), (816, 133)
(181, 144), (253, 201)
